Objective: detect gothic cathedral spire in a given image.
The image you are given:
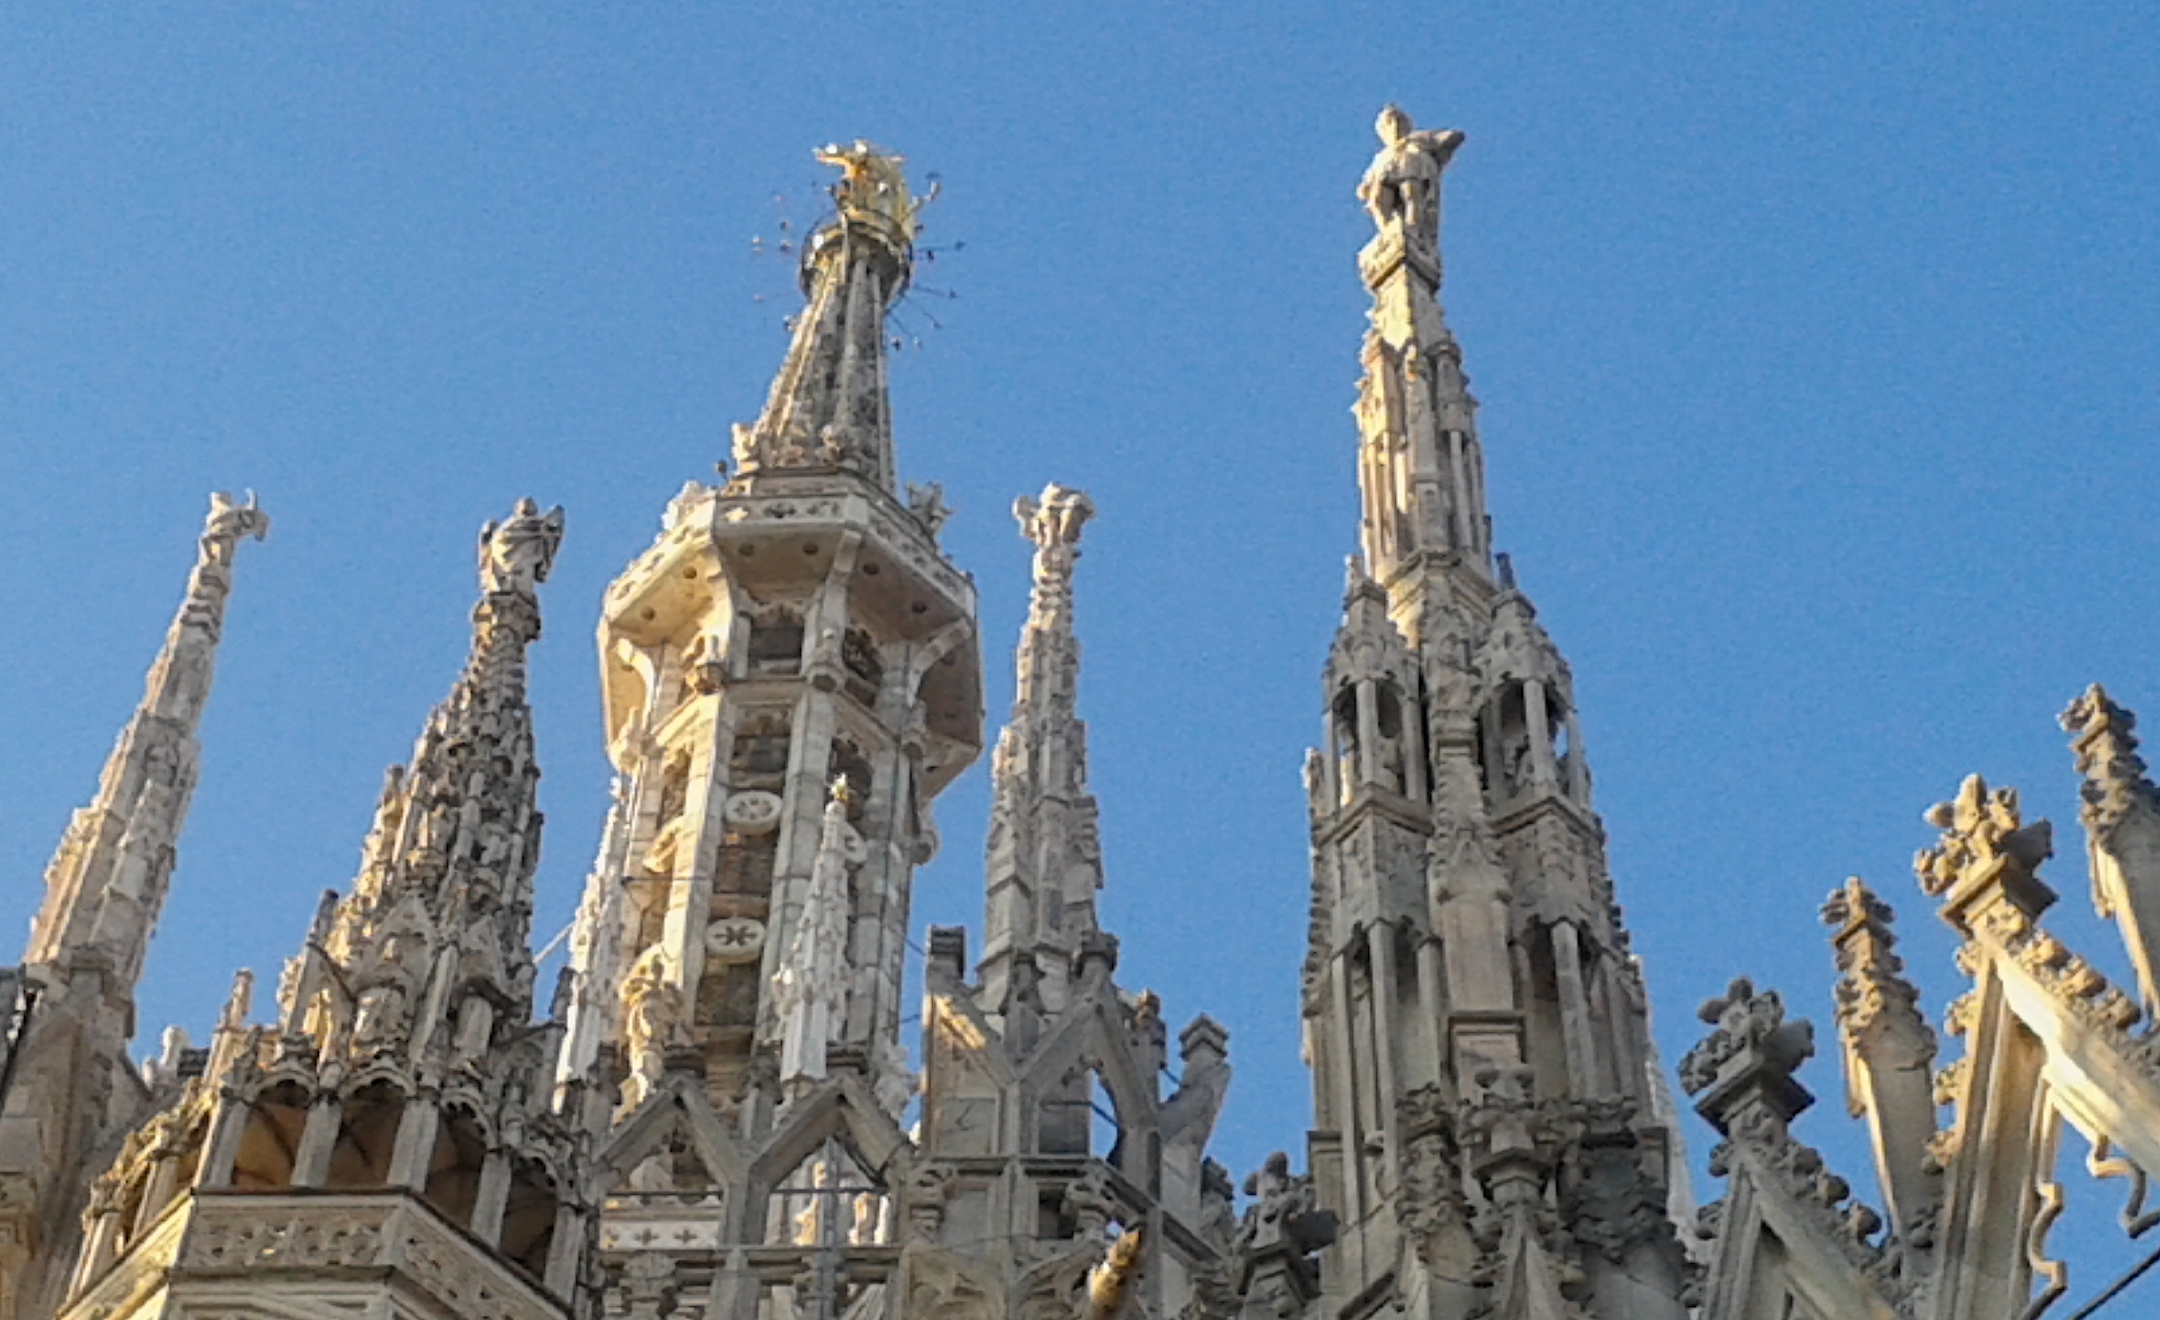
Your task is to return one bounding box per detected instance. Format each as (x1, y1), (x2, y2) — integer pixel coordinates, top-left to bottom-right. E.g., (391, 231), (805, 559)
(0, 494), (266, 1320)
(48, 499), (590, 1320)
(1302, 111), (1693, 1319)
(1354, 105), (1489, 584)
(979, 484), (1106, 1014)
(729, 140), (928, 491)
(25, 493), (270, 992)
(555, 141), (986, 1305)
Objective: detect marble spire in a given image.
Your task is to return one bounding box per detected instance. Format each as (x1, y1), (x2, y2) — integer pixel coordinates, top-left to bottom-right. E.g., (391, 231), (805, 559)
(979, 483), (1104, 1013)
(1353, 105), (1490, 582)
(729, 140), (927, 490)
(5, 493), (264, 1320)
(280, 497), (563, 1072)
(25, 492), (269, 995)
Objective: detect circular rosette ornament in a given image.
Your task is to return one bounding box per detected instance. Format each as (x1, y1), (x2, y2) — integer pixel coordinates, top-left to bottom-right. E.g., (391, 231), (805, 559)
(704, 917), (767, 963)
(722, 789), (784, 834)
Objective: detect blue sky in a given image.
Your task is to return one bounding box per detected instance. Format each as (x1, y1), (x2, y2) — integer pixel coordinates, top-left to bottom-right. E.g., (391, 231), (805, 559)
(4, 1), (2159, 1297)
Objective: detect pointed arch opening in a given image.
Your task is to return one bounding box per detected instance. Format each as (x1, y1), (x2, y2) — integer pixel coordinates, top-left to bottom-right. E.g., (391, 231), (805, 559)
(325, 1081), (406, 1188)
(762, 1133), (891, 1250)
(231, 1081), (309, 1190)
(421, 1103), (488, 1225)
(500, 1157), (560, 1282)
(1331, 686), (1360, 807)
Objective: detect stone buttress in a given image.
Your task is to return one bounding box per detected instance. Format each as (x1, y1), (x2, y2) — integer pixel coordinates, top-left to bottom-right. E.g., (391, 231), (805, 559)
(0, 494), (267, 1320)
(52, 498), (590, 1320)
(1680, 689), (2160, 1318)
(1295, 108), (1692, 1320)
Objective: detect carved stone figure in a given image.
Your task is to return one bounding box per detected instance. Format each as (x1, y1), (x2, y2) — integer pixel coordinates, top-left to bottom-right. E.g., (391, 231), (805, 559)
(621, 944), (689, 1088)
(771, 778), (859, 1089)
(1083, 1228), (1144, 1320)
(906, 480), (951, 536)
(1358, 104), (1464, 253)
(816, 139), (928, 238)
(477, 497), (565, 598)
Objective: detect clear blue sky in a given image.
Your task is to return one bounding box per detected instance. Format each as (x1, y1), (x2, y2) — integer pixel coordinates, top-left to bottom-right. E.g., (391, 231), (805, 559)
(4, 1), (2158, 1294)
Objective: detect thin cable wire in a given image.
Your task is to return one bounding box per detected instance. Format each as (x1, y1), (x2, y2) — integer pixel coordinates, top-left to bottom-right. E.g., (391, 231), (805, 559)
(2065, 1240), (2160, 1319)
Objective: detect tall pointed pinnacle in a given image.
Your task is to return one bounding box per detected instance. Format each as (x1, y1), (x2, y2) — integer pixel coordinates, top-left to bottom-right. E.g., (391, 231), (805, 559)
(772, 775), (861, 1096)
(25, 492), (270, 996)
(729, 140), (927, 490)
(980, 484), (1103, 1014)
(54, 501), (594, 1316)
(1819, 876), (1941, 1246)
(281, 497), (564, 1072)
(1354, 105), (1490, 583)
(2062, 683), (2160, 1013)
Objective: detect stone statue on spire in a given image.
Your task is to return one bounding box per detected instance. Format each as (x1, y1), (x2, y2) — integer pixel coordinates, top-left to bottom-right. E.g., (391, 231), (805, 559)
(1015, 484), (1095, 595)
(816, 139), (929, 242)
(478, 497), (565, 599)
(1359, 104), (1465, 258)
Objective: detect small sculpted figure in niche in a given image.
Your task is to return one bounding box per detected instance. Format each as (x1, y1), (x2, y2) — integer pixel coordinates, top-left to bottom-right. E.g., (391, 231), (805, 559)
(351, 975), (412, 1055)
(622, 944), (691, 1085)
(1380, 729), (1407, 795)
(1358, 104), (1465, 257)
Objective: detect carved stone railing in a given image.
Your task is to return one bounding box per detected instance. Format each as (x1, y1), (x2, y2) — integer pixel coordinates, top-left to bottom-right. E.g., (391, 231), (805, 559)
(60, 1189), (568, 1320)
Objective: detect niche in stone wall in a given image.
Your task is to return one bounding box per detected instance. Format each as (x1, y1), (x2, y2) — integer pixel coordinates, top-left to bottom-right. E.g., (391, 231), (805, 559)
(1374, 681), (1408, 795)
(831, 738), (873, 824)
(1037, 1064), (1091, 1157)
(1332, 687), (1359, 806)
(653, 750), (691, 831)
(325, 1082), (406, 1189)
(746, 605), (806, 676)
(230, 1081), (309, 1189)
(1488, 681), (1532, 800)
(715, 829), (778, 900)
(421, 1103), (488, 1227)
(499, 1157), (560, 1281)
(1548, 692), (1574, 796)
(841, 626), (883, 707)
(696, 960), (763, 1030)
(643, 748), (695, 878)
(1520, 933), (1568, 1098)
(729, 712), (793, 790)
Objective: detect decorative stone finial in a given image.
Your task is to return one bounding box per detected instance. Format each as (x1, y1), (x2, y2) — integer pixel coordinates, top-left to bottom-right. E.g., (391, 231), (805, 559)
(2063, 684), (2160, 842)
(1681, 976), (1816, 1128)
(1015, 483), (1095, 580)
(1914, 774), (2055, 929)
(1820, 877), (1925, 1038)
(202, 490), (271, 555)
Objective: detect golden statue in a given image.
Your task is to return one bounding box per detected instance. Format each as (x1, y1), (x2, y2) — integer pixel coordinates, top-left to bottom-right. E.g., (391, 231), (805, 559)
(815, 139), (929, 241)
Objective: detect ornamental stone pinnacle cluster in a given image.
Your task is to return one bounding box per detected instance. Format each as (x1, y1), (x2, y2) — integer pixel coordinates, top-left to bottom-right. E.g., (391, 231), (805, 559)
(4, 112), (2147, 1320)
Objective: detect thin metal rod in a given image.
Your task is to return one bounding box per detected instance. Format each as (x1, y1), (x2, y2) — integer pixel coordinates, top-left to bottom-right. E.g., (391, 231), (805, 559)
(2065, 1238), (2160, 1319)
